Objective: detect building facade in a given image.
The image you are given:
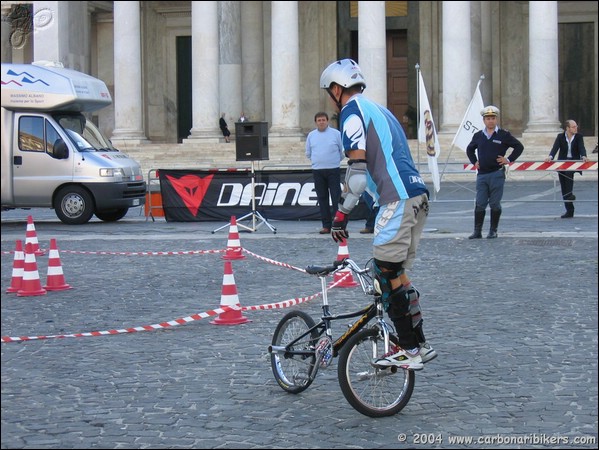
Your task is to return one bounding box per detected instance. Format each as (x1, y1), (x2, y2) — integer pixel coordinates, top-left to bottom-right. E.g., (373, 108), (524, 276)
(2, 0), (597, 151)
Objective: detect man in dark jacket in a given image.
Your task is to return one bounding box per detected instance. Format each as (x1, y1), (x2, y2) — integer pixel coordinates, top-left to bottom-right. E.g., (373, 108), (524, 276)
(545, 120), (589, 218)
(466, 106), (524, 239)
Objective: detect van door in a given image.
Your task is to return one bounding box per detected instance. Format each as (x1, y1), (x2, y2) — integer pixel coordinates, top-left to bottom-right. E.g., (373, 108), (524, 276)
(12, 113), (74, 205)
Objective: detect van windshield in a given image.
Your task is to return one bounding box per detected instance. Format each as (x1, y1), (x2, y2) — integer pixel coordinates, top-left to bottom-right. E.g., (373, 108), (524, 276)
(54, 113), (117, 152)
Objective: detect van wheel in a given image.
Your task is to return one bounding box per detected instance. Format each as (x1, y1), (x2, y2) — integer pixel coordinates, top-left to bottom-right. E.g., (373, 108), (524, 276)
(54, 186), (95, 225)
(95, 208), (128, 222)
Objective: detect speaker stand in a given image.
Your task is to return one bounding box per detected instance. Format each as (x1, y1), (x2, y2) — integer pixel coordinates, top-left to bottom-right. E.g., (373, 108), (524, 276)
(212, 161), (277, 234)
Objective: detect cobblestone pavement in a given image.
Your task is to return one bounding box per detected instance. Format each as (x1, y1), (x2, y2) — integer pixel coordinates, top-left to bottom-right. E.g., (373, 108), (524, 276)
(1, 181), (597, 449)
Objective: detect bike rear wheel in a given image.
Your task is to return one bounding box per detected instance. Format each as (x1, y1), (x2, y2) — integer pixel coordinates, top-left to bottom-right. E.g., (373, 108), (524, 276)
(338, 328), (415, 417)
(271, 310), (319, 394)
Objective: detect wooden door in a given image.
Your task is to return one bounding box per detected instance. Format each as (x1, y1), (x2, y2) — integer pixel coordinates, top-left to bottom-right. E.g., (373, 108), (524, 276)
(387, 30), (410, 137)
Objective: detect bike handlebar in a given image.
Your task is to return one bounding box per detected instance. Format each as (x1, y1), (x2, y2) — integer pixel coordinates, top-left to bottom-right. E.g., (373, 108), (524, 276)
(305, 258), (368, 277)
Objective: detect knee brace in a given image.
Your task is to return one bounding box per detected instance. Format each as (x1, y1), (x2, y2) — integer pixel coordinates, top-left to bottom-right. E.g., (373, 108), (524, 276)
(407, 285), (422, 328)
(373, 259), (404, 306)
(385, 286), (420, 350)
(385, 285), (411, 319)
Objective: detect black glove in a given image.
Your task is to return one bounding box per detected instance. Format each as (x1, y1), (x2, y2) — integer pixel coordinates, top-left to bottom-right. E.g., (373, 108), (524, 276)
(331, 210), (349, 243)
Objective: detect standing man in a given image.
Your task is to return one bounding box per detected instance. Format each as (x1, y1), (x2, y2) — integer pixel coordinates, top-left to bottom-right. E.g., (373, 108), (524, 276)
(545, 120), (588, 218)
(305, 112), (344, 234)
(219, 113), (231, 143)
(320, 59), (435, 370)
(466, 106), (524, 239)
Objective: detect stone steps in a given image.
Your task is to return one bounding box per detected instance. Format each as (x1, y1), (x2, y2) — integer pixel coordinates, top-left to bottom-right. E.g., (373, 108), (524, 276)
(117, 135), (597, 184)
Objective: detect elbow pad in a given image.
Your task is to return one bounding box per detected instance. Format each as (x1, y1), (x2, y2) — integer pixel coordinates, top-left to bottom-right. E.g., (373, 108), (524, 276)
(339, 161), (367, 214)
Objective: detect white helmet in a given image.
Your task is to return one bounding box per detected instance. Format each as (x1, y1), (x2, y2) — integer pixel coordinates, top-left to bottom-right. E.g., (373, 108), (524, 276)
(320, 59), (366, 91)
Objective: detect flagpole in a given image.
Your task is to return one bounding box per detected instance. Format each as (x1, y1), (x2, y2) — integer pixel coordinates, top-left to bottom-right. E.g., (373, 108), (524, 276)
(439, 75), (485, 184)
(415, 63), (421, 173)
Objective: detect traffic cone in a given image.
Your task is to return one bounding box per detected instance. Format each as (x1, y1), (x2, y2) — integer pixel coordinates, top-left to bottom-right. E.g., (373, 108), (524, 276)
(210, 261), (250, 325)
(25, 215), (44, 256)
(6, 240), (25, 293)
(43, 238), (72, 291)
(17, 243), (47, 297)
(222, 216), (245, 260)
(329, 238), (358, 288)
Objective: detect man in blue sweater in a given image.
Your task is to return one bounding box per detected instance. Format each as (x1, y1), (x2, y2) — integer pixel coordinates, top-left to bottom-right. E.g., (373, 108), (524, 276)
(306, 112), (344, 234)
(466, 106), (524, 239)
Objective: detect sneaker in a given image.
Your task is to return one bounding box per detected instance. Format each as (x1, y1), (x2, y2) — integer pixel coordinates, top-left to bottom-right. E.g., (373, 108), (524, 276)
(359, 228), (374, 234)
(419, 342), (437, 363)
(373, 347), (423, 371)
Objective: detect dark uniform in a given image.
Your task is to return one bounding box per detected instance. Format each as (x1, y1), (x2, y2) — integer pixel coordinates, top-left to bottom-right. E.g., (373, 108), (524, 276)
(548, 129), (587, 217)
(466, 106), (524, 239)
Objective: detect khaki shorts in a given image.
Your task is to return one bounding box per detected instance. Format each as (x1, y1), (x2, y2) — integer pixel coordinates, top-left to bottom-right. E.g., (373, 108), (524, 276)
(372, 194), (429, 269)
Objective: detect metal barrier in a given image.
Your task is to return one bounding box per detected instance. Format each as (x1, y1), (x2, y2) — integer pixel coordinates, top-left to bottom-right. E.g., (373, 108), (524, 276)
(144, 162), (597, 222)
(145, 169), (161, 222)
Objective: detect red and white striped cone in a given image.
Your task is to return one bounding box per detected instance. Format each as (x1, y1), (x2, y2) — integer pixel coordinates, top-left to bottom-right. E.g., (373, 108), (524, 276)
(329, 238), (358, 288)
(210, 261), (250, 325)
(43, 238), (72, 291)
(17, 243), (47, 297)
(222, 216), (245, 260)
(25, 215), (45, 256)
(6, 240), (25, 293)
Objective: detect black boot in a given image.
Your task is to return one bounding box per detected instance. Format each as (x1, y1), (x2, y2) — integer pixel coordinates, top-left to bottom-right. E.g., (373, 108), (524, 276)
(487, 209), (501, 238)
(561, 198), (575, 218)
(468, 210), (485, 239)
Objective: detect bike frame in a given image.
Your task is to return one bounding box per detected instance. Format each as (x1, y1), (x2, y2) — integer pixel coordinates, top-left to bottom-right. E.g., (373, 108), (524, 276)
(270, 259), (394, 365)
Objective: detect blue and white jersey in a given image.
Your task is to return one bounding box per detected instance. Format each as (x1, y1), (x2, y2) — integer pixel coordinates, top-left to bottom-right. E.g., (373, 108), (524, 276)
(340, 94), (428, 205)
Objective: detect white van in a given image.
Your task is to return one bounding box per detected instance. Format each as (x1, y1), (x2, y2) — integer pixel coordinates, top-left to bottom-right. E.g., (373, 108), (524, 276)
(1, 62), (146, 224)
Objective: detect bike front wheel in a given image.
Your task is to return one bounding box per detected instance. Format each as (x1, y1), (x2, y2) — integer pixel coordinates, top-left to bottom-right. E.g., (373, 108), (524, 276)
(270, 310), (319, 394)
(338, 328), (415, 417)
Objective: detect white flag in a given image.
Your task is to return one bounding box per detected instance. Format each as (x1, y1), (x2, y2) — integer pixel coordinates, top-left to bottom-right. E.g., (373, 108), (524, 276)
(417, 71), (441, 192)
(451, 79), (485, 152)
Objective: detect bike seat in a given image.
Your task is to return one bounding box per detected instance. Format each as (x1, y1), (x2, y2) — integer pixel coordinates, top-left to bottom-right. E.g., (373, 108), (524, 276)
(305, 265), (335, 276)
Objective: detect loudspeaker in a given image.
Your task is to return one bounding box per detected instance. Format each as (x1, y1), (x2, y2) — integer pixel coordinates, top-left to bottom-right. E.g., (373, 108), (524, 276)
(235, 122), (269, 161)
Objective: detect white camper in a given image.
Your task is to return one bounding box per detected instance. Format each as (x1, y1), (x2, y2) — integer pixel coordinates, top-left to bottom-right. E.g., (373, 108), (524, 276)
(1, 62), (146, 224)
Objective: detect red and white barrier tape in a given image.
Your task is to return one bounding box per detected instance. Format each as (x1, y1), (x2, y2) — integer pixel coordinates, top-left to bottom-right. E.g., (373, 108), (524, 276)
(1, 248), (226, 256)
(1, 249), (355, 342)
(463, 161), (597, 171)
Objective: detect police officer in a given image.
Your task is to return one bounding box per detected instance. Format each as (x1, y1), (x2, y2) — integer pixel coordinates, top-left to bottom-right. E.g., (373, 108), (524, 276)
(466, 106), (524, 239)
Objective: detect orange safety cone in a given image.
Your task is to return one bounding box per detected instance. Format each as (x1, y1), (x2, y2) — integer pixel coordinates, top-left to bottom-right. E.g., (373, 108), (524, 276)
(222, 216), (246, 260)
(210, 261), (250, 325)
(25, 215), (45, 256)
(6, 240), (25, 293)
(329, 238), (358, 288)
(17, 243), (47, 297)
(43, 238), (72, 291)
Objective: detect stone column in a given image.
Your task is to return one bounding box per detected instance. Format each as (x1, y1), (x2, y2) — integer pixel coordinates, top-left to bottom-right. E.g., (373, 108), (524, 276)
(219, 1), (242, 128)
(30, 1), (66, 64)
(524, 1), (561, 133)
(358, 1), (386, 106)
(111, 1), (147, 142)
(270, 1), (302, 139)
(241, 1), (265, 121)
(187, 1), (220, 141)
(441, 1), (471, 133)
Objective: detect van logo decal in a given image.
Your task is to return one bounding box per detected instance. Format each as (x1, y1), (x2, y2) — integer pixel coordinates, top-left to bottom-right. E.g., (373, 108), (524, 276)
(3, 69), (50, 86)
(165, 174), (214, 216)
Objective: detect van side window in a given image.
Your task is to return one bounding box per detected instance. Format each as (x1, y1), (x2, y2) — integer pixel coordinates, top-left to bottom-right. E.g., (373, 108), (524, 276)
(46, 121), (62, 156)
(18, 116), (44, 152)
(18, 116), (63, 158)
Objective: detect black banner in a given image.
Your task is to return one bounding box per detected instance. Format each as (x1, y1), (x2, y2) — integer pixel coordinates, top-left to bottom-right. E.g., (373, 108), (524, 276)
(158, 168), (368, 222)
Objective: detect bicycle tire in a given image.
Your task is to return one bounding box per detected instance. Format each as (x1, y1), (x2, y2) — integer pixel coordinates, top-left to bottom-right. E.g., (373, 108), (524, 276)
(271, 310), (319, 394)
(337, 328), (415, 417)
